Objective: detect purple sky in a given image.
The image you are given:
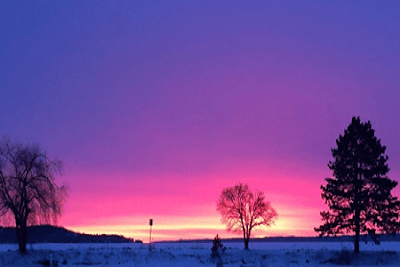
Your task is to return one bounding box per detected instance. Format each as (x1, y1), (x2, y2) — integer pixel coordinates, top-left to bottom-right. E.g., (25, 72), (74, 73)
(1, 1), (399, 240)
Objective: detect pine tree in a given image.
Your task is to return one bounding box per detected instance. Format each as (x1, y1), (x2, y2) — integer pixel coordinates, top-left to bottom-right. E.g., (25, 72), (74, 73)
(211, 234), (224, 258)
(315, 117), (400, 253)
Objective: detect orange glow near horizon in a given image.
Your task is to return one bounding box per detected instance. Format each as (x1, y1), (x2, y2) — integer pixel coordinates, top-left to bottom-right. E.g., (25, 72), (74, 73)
(62, 212), (321, 243)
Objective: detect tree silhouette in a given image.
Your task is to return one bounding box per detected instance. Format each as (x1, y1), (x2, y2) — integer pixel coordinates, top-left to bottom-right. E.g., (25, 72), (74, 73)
(211, 234), (225, 258)
(0, 136), (68, 253)
(217, 182), (277, 249)
(315, 117), (400, 253)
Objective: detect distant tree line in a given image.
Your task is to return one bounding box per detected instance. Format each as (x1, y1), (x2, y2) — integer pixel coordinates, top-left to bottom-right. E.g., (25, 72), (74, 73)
(0, 225), (135, 244)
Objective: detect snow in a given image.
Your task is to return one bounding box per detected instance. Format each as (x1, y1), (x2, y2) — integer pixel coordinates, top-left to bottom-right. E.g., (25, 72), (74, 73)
(0, 241), (399, 266)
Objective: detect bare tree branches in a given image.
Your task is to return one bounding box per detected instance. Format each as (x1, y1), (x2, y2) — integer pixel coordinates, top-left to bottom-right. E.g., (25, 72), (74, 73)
(0, 136), (68, 252)
(217, 182), (277, 249)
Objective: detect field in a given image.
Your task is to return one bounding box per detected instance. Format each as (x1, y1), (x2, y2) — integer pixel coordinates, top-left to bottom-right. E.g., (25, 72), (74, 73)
(0, 241), (399, 267)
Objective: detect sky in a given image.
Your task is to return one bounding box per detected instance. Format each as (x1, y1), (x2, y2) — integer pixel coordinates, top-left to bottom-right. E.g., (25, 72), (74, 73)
(1, 0), (399, 242)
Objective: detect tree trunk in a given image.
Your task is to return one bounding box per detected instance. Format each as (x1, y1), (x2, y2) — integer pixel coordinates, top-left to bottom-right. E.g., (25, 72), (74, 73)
(354, 209), (360, 254)
(244, 238), (249, 250)
(16, 220), (28, 253)
(353, 170), (361, 255)
(242, 228), (249, 249)
(354, 222), (360, 253)
(244, 229), (250, 250)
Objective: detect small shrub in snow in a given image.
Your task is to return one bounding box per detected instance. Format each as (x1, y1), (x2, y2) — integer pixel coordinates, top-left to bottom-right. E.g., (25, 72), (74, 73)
(211, 234), (226, 258)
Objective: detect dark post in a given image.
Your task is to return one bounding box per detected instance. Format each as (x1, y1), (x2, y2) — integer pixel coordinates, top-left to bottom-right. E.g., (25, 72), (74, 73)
(149, 219), (153, 245)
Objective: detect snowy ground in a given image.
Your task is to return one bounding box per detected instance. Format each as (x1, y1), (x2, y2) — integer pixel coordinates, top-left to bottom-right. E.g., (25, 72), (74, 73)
(0, 241), (399, 267)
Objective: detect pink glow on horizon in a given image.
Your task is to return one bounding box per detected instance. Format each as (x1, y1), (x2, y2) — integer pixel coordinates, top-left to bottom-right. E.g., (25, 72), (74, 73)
(58, 167), (400, 241)
(63, 212), (321, 243)
(59, 165), (327, 241)
(2, 1), (399, 244)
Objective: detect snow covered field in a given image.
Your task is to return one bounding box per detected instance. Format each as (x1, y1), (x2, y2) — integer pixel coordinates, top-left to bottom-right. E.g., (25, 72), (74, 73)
(0, 241), (399, 267)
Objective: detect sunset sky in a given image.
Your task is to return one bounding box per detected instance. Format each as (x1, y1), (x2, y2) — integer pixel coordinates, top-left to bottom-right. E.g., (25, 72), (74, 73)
(1, 1), (399, 242)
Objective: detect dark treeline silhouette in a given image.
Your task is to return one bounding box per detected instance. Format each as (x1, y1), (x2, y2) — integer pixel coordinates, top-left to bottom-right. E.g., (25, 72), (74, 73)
(0, 225), (135, 244)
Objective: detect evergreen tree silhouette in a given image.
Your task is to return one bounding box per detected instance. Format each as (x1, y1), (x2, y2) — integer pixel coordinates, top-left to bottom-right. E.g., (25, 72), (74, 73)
(315, 117), (400, 253)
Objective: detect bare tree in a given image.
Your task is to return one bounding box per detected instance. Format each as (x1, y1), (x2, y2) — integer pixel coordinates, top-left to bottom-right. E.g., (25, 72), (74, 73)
(217, 182), (277, 249)
(0, 136), (68, 253)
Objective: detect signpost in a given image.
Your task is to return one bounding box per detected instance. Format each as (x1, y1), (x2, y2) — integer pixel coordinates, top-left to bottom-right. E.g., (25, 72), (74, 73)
(149, 219), (153, 248)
